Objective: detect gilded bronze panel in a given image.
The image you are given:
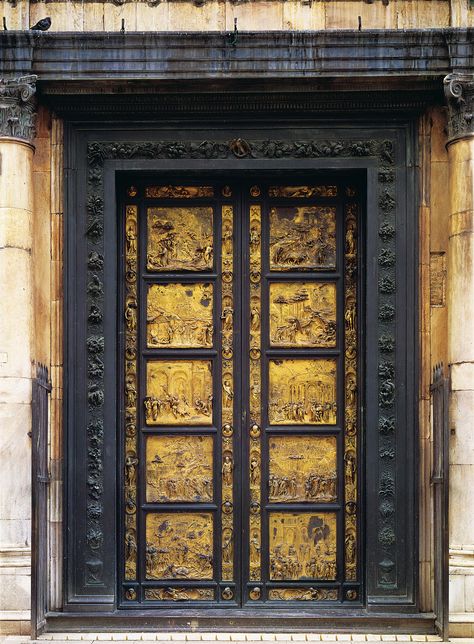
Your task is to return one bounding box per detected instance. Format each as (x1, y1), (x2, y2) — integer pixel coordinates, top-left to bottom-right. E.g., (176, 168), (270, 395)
(145, 186), (214, 198)
(268, 436), (337, 503)
(269, 513), (337, 581)
(269, 206), (336, 271)
(147, 283), (213, 348)
(145, 360), (213, 426)
(147, 207), (213, 271)
(269, 282), (337, 348)
(146, 435), (213, 503)
(145, 588), (214, 601)
(248, 204), (262, 583)
(268, 186), (337, 198)
(221, 205), (235, 582)
(145, 512), (214, 580)
(268, 588), (338, 601)
(268, 359), (337, 425)
(124, 205), (138, 581)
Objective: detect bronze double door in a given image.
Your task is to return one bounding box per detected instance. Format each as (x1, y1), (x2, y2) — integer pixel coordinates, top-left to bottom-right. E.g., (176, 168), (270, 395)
(121, 178), (361, 607)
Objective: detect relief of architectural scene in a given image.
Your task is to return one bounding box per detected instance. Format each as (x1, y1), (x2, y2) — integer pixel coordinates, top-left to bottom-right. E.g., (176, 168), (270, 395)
(147, 282), (213, 348)
(146, 435), (213, 502)
(145, 360), (213, 425)
(268, 359), (337, 425)
(145, 512), (213, 579)
(147, 207), (214, 271)
(269, 282), (337, 347)
(268, 436), (337, 503)
(269, 513), (337, 580)
(269, 206), (336, 270)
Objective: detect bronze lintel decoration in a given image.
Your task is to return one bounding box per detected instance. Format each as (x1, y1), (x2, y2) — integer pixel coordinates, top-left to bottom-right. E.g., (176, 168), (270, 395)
(145, 185), (214, 198)
(268, 186), (337, 198)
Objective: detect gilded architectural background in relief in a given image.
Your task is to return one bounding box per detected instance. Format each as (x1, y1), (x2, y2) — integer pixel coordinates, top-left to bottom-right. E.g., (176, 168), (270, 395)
(145, 360), (213, 425)
(268, 359), (337, 425)
(268, 436), (337, 503)
(269, 513), (337, 581)
(269, 282), (336, 347)
(145, 512), (213, 580)
(146, 435), (213, 502)
(147, 207), (213, 271)
(147, 283), (213, 348)
(269, 206), (336, 270)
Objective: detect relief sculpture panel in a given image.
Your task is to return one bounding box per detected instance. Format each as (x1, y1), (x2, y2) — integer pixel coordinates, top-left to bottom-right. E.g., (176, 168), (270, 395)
(145, 360), (213, 425)
(268, 359), (337, 425)
(269, 513), (337, 581)
(146, 435), (213, 503)
(269, 282), (336, 347)
(268, 436), (337, 503)
(145, 513), (213, 580)
(147, 283), (213, 348)
(147, 207), (214, 271)
(269, 206), (336, 271)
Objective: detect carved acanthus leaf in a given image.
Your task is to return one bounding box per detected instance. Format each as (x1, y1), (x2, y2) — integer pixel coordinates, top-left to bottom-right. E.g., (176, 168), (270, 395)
(0, 75), (37, 142)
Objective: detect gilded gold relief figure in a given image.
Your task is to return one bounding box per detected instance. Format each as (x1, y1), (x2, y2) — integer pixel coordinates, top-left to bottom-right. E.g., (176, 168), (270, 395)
(269, 282), (337, 347)
(124, 205), (138, 581)
(268, 186), (338, 198)
(268, 588), (338, 601)
(147, 207), (213, 271)
(145, 513), (213, 580)
(145, 588), (214, 601)
(145, 186), (214, 199)
(146, 435), (213, 502)
(248, 204), (262, 583)
(269, 436), (337, 503)
(147, 283), (213, 348)
(221, 205), (235, 582)
(344, 202), (359, 582)
(268, 359), (337, 425)
(269, 513), (337, 581)
(145, 360), (213, 425)
(269, 206), (336, 270)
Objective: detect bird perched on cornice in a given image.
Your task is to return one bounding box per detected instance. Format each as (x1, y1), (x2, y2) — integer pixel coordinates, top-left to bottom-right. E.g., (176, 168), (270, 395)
(30, 17), (51, 31)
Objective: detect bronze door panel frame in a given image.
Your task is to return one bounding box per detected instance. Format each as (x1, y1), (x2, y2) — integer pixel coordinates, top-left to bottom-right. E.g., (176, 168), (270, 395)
(119, 175), (363, 608)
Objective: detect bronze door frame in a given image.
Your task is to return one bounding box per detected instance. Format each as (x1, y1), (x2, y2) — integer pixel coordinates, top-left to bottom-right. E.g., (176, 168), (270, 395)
(119, 174), (363, 609)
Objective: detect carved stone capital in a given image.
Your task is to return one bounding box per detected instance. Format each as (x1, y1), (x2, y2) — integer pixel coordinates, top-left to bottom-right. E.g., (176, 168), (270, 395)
(444, 73), (474, 142)
(0, 75), (37, 143)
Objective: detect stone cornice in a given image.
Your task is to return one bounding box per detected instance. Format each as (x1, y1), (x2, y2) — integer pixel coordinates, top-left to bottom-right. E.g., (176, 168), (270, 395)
(0, 75), (37, 143)
(444, 73), (474, 142)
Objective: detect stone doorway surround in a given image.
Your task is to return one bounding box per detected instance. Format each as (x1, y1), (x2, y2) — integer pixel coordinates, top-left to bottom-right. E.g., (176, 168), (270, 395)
(0, 28), (473, 637)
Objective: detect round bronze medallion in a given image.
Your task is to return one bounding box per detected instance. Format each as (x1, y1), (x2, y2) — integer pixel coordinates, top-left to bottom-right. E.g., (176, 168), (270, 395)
(249, 587), (261, 600)
(222, 423), (233, 437)
(127, 186), (138, 197)
(250, 423), (261, 438)
(125, 588), (137, 601)
(250, 185), (261, 197)
(222, 587), (234, 600)
(346, 589), (357, 601)
(222, 186), (232, 197)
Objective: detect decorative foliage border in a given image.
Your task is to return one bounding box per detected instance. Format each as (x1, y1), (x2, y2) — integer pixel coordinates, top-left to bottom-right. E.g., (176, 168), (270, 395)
(85, 137), (397, 592)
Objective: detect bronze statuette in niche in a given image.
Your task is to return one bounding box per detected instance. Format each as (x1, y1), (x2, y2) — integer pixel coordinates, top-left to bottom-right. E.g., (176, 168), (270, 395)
(268, 186), (337, 198)
(268, 436), (337, 503)
(145, 588), (214, 601)
(147, 207), (213, 271)
(146, 435), (213, 503)
(268, 359), (337, 425)
(145, 360), (213, 426)
(145, 513), (213, 580)
(269, 206), (336, 271)
(269, 513), (337, 581)
(269, 282), (337, 348)
(147, 283), (213, 348)
(145, 186), (214, 199)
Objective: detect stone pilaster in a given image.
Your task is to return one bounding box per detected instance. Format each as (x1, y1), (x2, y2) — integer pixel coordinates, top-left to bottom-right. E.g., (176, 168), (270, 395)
(444, 72), (474, 634)
(0, 75), (37, 633)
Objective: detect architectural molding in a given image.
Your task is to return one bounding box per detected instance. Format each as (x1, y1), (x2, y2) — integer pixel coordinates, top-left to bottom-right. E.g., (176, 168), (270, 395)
(444, 73), (474, 142)
(0, 546), (31, 568)
(0, 75), (37, 143)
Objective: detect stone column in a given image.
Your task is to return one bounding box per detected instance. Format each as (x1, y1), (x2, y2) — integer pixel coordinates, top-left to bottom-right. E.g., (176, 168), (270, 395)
(0, 75), (37, 634)
(444, 73), (474, 635)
